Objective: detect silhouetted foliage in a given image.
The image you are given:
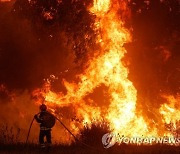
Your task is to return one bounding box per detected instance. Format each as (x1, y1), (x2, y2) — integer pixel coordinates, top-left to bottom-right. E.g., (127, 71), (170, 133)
(79, 122), (110, 147)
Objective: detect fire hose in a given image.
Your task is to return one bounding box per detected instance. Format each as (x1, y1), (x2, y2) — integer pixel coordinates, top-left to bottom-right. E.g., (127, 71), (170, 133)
(26, 113), (95, 149)
(26, 117), (35, 144)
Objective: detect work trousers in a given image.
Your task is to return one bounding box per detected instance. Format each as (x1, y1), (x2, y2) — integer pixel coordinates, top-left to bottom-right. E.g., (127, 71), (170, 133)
(39, 129), (52, 146)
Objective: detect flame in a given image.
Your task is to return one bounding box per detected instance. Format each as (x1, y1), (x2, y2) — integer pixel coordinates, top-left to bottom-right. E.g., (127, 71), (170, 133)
(33, 0), (179, 143)
(160, 95), (180, 134)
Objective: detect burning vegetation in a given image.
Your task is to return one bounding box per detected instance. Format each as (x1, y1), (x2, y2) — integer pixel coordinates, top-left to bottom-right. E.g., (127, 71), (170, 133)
(0, 0), (180, 148)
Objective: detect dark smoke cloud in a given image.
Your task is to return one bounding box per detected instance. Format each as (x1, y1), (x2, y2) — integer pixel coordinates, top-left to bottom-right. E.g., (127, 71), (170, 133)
(0, 1), (77, 91)
(0, 0), (98, 91)
(125, 0), (180, 113)
(0, 0), (96, 143)
(13, 0), (97, 64)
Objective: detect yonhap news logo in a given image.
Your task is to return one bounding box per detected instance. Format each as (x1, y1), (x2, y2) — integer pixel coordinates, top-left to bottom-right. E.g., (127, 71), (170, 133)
(102, 133), (116, 148)
(102, 133), (180, 148)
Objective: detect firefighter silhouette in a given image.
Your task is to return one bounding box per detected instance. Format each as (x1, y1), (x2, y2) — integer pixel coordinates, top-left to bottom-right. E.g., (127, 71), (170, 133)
(34, 104), (56, 148)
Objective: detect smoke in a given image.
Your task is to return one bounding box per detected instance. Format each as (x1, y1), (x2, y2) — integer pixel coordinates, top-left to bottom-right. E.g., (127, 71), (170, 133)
(0, 0), (77, 143)
(0, 0), (179, 143)
(122, 0), (180, 123)
(125, 0), (180, 108)
(0, 0), (98, 143)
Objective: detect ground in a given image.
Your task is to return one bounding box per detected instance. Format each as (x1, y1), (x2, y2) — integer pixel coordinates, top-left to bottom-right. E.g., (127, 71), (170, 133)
(0, 144), (180, 154)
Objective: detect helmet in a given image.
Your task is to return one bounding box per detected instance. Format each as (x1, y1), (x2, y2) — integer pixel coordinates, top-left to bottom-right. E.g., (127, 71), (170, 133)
(40, 104), (47, 111)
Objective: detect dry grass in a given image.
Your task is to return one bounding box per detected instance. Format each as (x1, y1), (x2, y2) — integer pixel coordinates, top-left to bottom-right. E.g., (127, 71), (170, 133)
(0, 125), (20, 144)
(0, 124), (179, 154)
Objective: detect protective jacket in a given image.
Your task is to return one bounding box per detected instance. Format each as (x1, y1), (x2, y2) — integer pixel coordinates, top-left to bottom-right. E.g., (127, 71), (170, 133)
(34, 111), (55, 130)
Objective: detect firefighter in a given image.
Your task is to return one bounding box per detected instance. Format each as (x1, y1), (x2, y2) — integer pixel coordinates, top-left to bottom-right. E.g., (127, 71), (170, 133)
(34, 104), (55, 148)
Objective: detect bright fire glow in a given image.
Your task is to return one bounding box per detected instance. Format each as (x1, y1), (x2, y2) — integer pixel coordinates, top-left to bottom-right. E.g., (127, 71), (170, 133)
(33, 0), (179, 142)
